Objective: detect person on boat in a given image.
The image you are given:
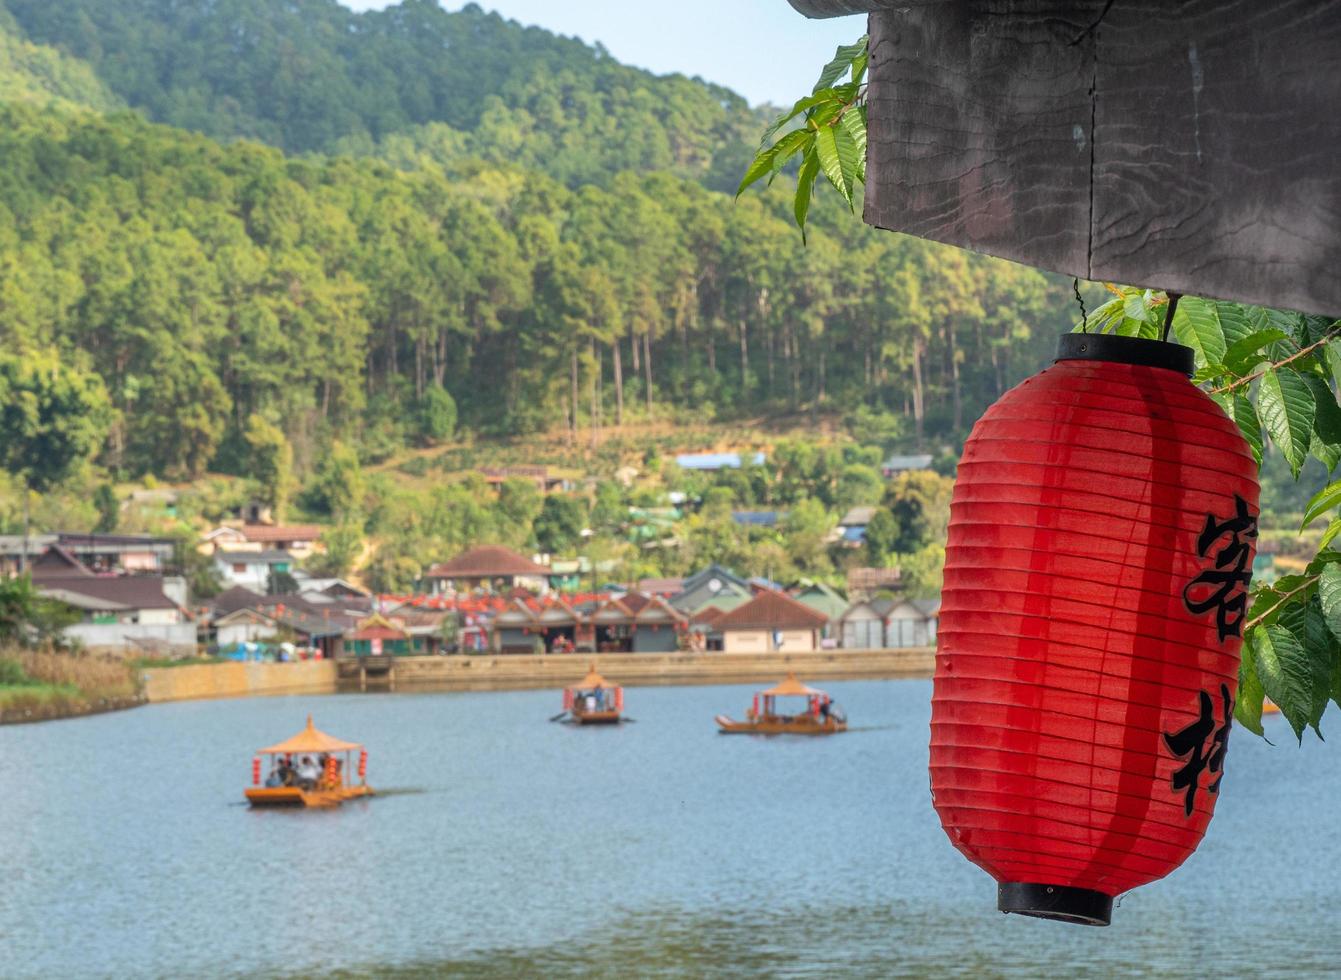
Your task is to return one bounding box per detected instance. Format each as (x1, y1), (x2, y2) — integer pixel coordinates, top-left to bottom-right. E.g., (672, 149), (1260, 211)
(819, 696), (832, 722)
(265, 759), (285, 788)
(296, 755), (321, 789)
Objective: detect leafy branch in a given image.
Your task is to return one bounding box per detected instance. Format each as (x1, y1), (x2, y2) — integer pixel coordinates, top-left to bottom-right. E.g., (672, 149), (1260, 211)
(1082, 285), (1341, 741)
(736, 35), (868, 242)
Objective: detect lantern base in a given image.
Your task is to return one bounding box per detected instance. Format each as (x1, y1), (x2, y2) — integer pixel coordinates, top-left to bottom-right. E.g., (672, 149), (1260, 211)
(997, 882), (1112, 927)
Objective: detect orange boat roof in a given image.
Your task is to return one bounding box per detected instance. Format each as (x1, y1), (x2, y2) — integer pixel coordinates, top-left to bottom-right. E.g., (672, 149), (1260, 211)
(259, 715), (362, 754)
(761, 672), (824, 697)
(569, 663), (618, 691)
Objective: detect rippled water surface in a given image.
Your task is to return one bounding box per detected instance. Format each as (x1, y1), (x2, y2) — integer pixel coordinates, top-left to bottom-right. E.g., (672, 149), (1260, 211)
(0, 680), (1337, 978)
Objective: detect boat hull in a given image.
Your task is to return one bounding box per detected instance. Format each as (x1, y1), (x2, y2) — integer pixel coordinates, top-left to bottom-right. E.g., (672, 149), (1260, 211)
(715, 714), (846, 735)
(245, 785), (375, 808)
(572, 710), (622, 725)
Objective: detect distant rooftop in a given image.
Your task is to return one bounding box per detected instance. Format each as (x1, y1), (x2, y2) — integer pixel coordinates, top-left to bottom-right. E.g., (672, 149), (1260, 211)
(882, 454), (934, 473)
(675, 451), (766, 471)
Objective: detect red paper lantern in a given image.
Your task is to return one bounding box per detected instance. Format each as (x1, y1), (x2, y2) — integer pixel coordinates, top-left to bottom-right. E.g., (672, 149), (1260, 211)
(932, 334), (1259, 926)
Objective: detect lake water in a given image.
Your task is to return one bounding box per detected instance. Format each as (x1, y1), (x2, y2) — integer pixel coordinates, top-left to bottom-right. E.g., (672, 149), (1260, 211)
(0, 679), (1337, 978)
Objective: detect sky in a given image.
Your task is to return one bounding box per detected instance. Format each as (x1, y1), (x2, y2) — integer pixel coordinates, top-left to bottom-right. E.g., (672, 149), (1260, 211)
(336, 0), (864, 107)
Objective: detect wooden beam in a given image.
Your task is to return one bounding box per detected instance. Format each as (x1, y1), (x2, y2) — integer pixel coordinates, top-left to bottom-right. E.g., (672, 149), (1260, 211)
(863, 1), (1341, 315)
(786, 0), (904, 16)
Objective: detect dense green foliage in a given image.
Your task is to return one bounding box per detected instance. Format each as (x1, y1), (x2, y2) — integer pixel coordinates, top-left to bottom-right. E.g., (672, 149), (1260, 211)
(0, 349), (112, 493)
(0, 0), (761, 189)
(0, 6), (118, 111)
(0, 102), (1072, 482)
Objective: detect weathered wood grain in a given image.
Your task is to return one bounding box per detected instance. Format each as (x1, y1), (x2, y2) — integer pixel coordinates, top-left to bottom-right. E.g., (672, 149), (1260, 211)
(865, 3), (1097, 278)
(861, 0), (1341, 316)
(786, 0), (908, 16)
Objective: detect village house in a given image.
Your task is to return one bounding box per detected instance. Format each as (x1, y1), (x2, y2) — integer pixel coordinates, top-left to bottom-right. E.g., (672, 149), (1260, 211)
(589, 592), (684, 653)
(200, 524), (324, 560)
(28, 546), (192, 653)
(833, 506), (876, 547)
(714, 589), (829, 654)
(213, 550), (297, 592)
(422, 545), (550, 596)
(845, 566), (903, 601)
(792, 582), (848, 643)
(669, 564), (752, 614)
(0, 532), (174, 577)
(881, 454), (935, 478)
(840, 598), (940, 650)
(673, 451), (766, 472)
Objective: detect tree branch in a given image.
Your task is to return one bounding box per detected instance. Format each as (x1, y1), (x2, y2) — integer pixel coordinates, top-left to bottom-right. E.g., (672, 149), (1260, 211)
(1210, 330), (1341, 395)
(1245, 574), (1320, 632)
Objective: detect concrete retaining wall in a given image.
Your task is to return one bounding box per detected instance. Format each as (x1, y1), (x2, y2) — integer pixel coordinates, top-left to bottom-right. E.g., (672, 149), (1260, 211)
(342, 648), (934, 692)
(141, 660), (338, 703)
(142, 649), (934, 703)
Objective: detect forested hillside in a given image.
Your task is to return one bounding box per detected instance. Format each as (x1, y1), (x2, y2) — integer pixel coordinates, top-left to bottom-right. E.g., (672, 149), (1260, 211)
(0, 9), (118, 110)
(0, 100), (1069, 483)
(0, 0), (761, 189)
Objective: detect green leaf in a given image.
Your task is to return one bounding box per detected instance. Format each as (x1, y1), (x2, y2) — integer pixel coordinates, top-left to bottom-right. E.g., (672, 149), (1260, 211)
(1301, 479), (1341, 529)
(814, 125), (851, 208)
(1279, 597), (1338, 735)
(1325, 343), (1341, 390)
(1216, 302), (1266, 349)
(735, 143), (781, 197)
(1257, 368), (1315, 477)
(812, 36), (868, 93)
(1172, 296), (1227, 368)
(1221, 328), (1288, 376)
(1227, 393), (1263, 466)
(757, 89), (845, 148)
(1251, 624), (1321, 741)
(794, 149), (820, 243)
(838, 104), (867, 178)
(1317, 564), (1341, 646)
(1236, 631), (1266, 736)
(765, 128), (813, 180)
(1321, 518), (1341, 552)
(1307, 372), (1341, 471)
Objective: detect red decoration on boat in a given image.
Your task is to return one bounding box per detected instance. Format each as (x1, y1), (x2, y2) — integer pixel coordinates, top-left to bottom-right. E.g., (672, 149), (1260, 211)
(931, 334), (1259, 926)
(252, 756), (261, 786)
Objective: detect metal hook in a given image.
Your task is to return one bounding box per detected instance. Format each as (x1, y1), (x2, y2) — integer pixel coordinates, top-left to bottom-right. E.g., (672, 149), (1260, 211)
(1073, 278), (1088, 333)
(1162, 292), (1182, 343)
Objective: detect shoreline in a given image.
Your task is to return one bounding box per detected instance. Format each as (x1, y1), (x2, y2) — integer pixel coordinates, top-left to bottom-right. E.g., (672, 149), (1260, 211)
(139, 649), (934, 704)
(0, 694), (147, 726)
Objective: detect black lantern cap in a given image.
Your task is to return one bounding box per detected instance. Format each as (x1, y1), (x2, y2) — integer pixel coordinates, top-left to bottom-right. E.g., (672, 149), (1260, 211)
(1056, 333), (1194, 377)
(997, 882), (1113, 926)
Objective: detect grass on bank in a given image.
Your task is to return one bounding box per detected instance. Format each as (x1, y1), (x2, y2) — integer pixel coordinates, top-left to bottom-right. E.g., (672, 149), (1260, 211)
(0, 648), (139, 714)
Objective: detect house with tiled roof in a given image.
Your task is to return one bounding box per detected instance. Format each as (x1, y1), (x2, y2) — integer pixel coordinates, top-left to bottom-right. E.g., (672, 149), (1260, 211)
(589, 592), (685, 653)
(715, 589), (830, 653)
(202, 524), (325, 559)
(29, 547), (193, 653)
(422, 545), (550, 596)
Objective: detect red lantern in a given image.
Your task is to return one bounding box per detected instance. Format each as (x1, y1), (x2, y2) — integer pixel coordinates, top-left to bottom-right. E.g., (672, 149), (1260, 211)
(563, 688), (573, 710)
(615, 687), (624, 711)
(252, 757), (261, 786)
(932, 334), (1258, 926)
(357, 748), (368, 780)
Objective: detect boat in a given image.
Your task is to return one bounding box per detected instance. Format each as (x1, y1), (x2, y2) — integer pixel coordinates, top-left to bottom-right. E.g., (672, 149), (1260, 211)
(563, 664), (624, 725)
(245, 715), (374, 807)
(716, 672), (846, 735)
(1263, 699), (1281, 715)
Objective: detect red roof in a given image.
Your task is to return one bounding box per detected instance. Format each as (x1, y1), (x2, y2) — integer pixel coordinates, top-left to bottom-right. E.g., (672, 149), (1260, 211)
(715, 589), (830, 631)
(425, 546), (548, 579)
(241, 524), (324, 543)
